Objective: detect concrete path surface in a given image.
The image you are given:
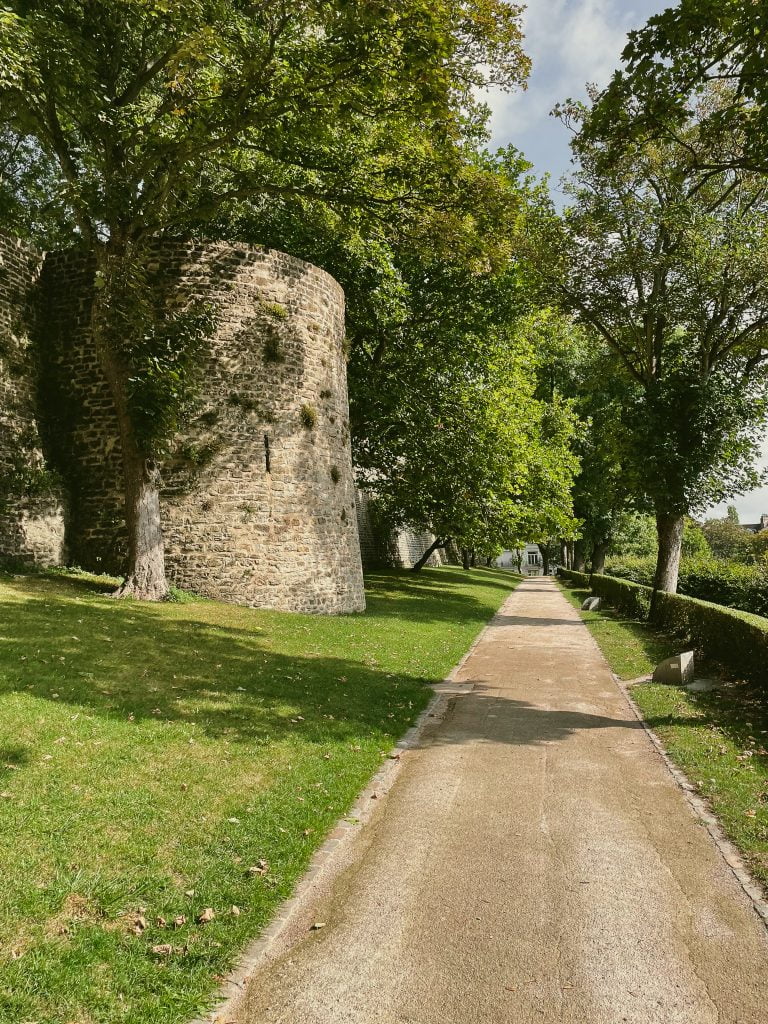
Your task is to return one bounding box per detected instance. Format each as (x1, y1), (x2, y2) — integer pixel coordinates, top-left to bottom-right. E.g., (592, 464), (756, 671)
(241, 577), (768, 1024)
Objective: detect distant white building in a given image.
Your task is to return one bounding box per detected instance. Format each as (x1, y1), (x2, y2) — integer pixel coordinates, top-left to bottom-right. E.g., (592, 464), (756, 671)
(496, 544), (544, 576)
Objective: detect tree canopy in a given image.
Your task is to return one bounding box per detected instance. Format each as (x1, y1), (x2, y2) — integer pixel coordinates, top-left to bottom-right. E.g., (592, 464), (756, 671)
(582, 1), (768, 176)
(0, 0), (532, 597)
(528, 95), (768, 596)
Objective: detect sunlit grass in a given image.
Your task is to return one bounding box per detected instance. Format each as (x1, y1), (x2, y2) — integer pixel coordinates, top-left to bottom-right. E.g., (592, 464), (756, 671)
(0, 566), (516, 1024)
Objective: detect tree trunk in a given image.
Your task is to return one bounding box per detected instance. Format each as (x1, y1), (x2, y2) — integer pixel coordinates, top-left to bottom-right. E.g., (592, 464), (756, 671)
(410, 537), (447, 573)
(542, 549), (550, 575)
(470, 549), (476, 567)
(652, 513), (685, 599)
(590, 540), (609, 576)
(112, 449), (169, 600)
(461, 548), (471, 570)
(560, 540), (569, 569)
(573, 540), (587, 573)
(91, 246), (170, 600)
(485, 556), (493, 567)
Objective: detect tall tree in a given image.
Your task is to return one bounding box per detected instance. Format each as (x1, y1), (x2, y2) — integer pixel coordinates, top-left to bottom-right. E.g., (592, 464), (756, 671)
(0, 0), (529, 597)
(358, 329), (579, 570)
(529, 104), (768, 604)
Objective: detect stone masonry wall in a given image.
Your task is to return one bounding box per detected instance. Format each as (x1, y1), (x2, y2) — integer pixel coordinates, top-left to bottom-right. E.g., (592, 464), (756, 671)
(25, 238), (365, 613)
(0, 235), (66, 567)
(355, 489), (447, 570)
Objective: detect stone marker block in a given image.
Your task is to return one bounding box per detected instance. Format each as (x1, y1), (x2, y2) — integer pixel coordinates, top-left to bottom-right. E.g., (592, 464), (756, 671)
(652, 651), (694, 686)
(581, 596), (601, 611)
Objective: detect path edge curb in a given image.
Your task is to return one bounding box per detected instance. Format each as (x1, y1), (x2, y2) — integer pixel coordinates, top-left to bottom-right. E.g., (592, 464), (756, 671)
(614, 673), (768, 931)
(187, 587), (515, 1024)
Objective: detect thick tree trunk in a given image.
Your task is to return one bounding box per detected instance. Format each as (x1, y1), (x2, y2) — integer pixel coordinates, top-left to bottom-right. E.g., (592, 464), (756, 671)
(91, 248), (170, 600)
(485, 556), (493, 568)
(542, 549), (550, 575)
(461, 548), (471, 570)
(470, 549), (477, 568)
(410, 537), (447, 573)
(652, 513), (685, 596)
(560, 540), (569, 569)
(112, 448), (168, 600)
(590, 540), (609, 576)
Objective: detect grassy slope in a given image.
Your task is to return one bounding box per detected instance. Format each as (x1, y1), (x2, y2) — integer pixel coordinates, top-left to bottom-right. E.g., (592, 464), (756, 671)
(0, 567), (517, 1024)
(559, 580), (768, 893)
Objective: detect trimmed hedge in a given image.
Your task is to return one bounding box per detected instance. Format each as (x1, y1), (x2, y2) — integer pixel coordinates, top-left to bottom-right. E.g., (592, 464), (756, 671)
(605, 555), (768, 619)
(558, 568), (651, 619)
(557, 568), (768, 690)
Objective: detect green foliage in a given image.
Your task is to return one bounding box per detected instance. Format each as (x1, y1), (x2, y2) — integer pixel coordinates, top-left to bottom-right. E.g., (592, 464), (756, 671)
(127, 299), (218, 455)
(358, 321), (579, 552)
(261, 302), (288, 320)
(537, 112), (768, 518)
(585, 0), (768, 177)
(299, 403), (317, 430)
(0, 0), (532, 584)
(653, 589), (768, 692)
(560, 567), (651, 620)
(603, 556), (768, 620)
(562, 565), (768, 691)
(610, 513), (658, 558)
(702, 516), (759, 562)
(0, 1), (530, 247)
(0, 445), (61, 514)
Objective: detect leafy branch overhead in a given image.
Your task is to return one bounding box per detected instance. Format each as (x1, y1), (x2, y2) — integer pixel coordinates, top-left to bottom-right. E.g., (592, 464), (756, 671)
(0, 0), (530, 245)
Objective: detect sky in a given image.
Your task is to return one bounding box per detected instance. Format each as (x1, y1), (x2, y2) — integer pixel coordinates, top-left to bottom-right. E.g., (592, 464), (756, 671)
(482, 0), (768, 524)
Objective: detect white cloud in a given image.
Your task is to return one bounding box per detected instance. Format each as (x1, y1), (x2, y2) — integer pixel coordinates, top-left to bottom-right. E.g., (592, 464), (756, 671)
(483, 1), (661, 152)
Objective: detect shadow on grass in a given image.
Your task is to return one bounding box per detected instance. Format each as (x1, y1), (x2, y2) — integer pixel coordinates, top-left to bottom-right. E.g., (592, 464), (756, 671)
(0, 569), (516, 751)
(641, 682), (768, 760)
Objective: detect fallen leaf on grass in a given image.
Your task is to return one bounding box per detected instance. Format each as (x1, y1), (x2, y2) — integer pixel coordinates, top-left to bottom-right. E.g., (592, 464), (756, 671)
(247, 860), (269, 877)
(152, 943), (175, 956)
(196, 907), (215, 924)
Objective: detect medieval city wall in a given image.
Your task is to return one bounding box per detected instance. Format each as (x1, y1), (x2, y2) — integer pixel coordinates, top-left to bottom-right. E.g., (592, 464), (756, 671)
(1, 236), (365, 613)
(0, 235), (66, 568)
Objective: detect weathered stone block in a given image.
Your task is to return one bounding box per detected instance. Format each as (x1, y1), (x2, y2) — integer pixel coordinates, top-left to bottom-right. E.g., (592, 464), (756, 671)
(652, 651), (695, 686)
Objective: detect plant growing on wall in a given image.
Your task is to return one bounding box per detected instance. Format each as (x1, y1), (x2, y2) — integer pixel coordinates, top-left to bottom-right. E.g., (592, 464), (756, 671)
(0, 0), (529, 599)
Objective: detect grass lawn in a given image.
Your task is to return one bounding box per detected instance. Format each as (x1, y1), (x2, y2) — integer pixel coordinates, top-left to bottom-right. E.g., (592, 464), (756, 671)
(0, 566), (517, 1024)
(559, 580), (768, 893)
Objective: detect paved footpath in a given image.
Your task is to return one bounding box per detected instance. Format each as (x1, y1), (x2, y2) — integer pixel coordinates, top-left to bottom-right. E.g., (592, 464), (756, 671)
(242, 577), (768, 1024)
